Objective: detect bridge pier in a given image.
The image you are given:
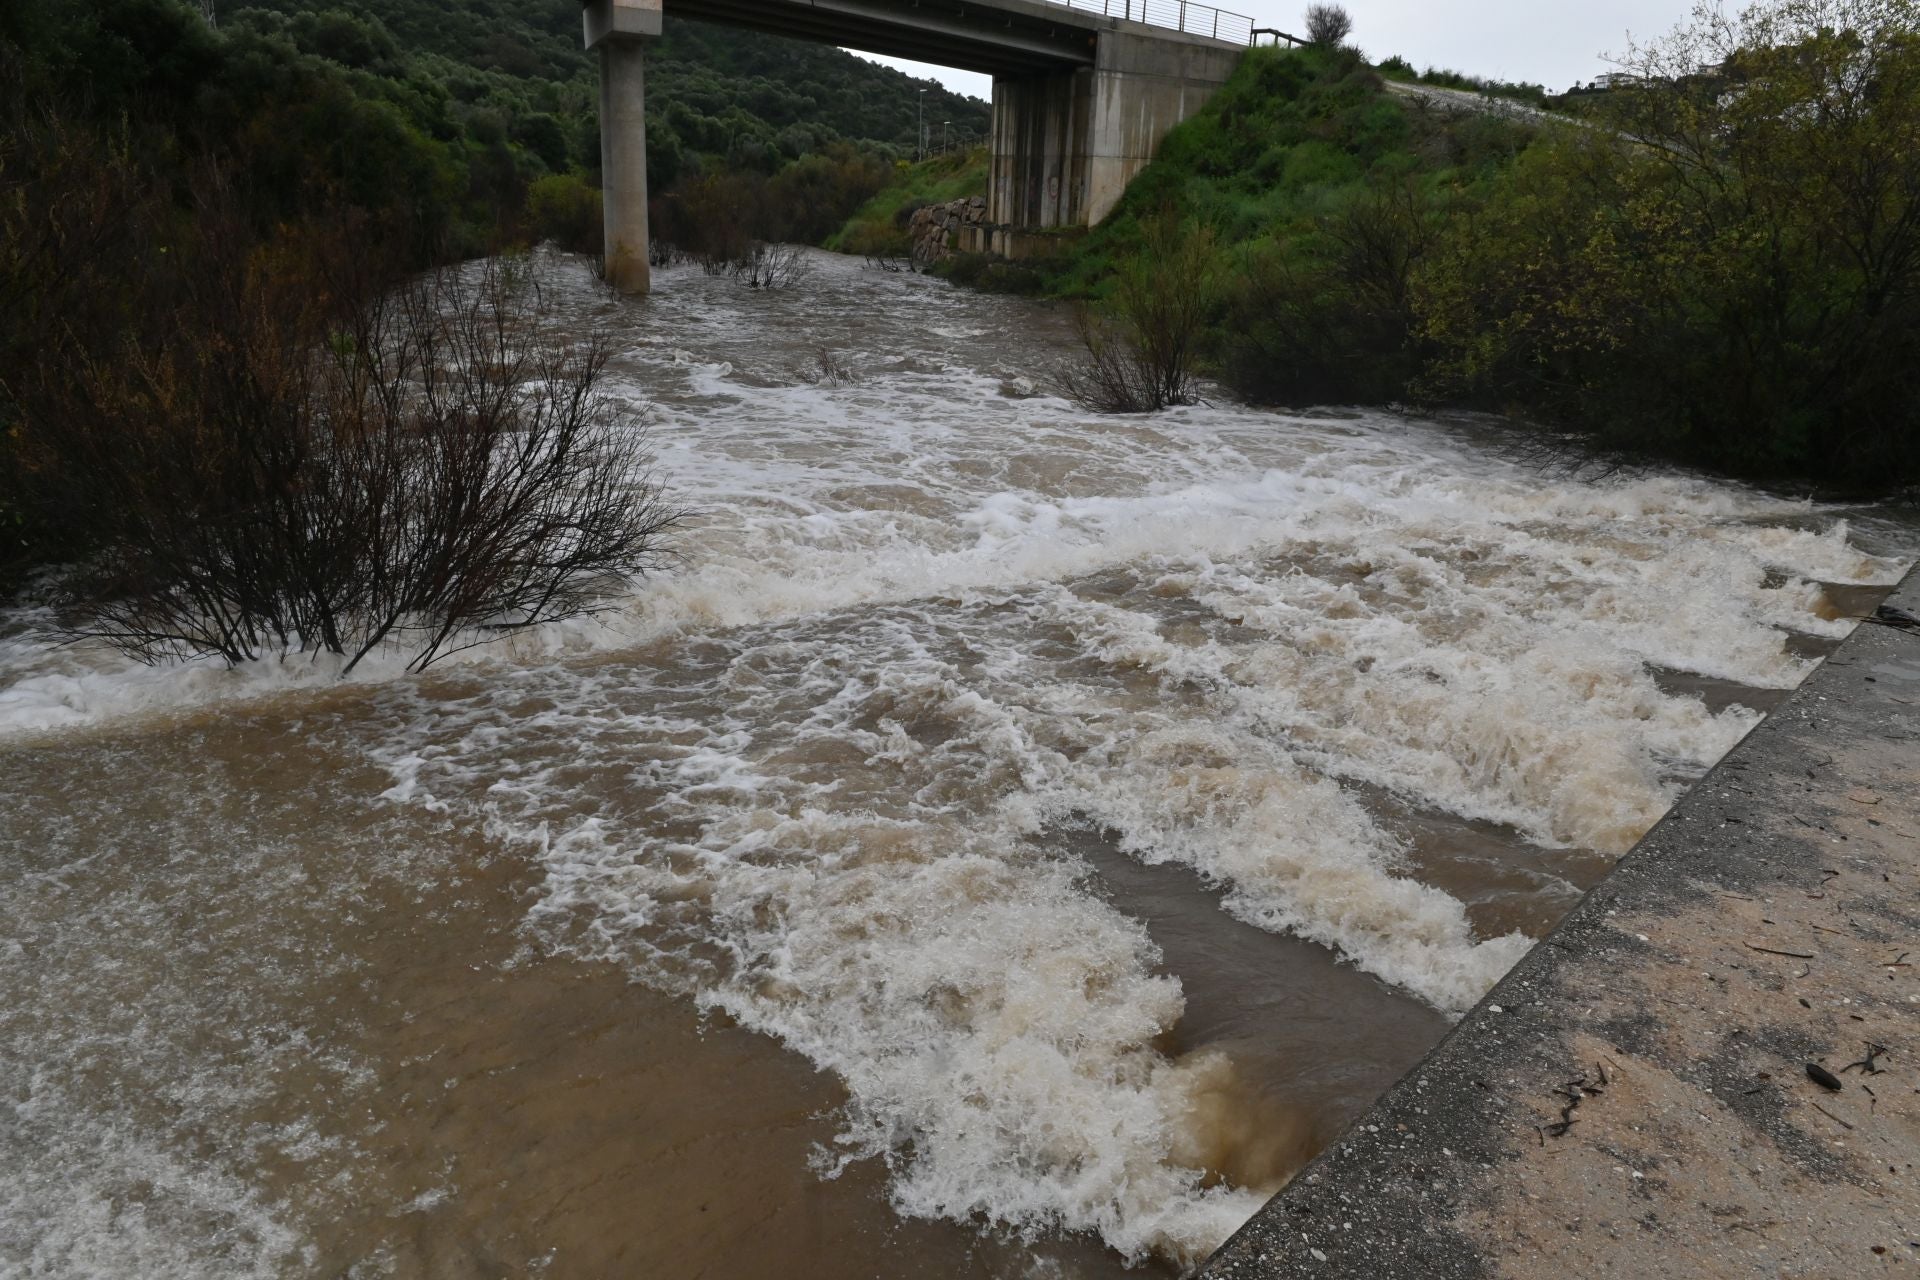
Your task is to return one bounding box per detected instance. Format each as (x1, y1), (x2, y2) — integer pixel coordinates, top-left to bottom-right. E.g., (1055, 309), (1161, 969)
(983, 29), (1241, 252)
(584, 0), (660, 294)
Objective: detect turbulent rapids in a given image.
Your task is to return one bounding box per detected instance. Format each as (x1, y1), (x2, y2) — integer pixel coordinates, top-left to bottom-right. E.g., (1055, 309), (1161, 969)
(1, 250), (1913, 1278)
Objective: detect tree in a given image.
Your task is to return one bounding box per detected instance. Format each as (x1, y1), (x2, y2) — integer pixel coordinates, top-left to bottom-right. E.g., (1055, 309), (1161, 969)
(1416, 0), (1920, 483)
(1304, 4), (1353, 47)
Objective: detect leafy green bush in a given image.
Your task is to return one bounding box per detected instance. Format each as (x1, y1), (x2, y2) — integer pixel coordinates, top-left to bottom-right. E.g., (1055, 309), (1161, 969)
(524, 171), (602, 253)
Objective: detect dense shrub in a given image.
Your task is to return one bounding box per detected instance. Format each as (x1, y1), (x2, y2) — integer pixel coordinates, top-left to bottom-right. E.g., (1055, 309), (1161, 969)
(1415, 0), (1920, 485)
(653, 147), (893, 269)
(1221, 175), (1442, 404)
(524, 171), (602, 253)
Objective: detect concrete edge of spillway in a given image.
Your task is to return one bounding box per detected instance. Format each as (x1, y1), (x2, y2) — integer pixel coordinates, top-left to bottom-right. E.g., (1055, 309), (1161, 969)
(1200, 563), (1920, 1279)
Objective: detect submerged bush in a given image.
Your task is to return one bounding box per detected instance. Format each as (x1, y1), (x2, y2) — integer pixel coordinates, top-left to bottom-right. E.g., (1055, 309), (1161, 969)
(2, 148), (681, 671)
(735, 241), (812, 288)
(52, 262), (673, 670)
(1057, 216), (1218, 412)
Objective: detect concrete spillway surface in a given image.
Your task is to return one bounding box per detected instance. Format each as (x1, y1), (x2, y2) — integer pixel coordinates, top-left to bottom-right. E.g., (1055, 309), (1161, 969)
(1205, 568), (1920, 1277)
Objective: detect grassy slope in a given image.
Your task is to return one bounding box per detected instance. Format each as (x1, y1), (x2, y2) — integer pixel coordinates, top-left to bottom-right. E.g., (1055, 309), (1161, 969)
(825, 146), (991, 254)
(1045, 45), (1539, 296)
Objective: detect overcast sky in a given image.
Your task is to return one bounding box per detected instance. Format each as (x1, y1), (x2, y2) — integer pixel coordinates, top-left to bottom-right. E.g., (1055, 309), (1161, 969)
(855, 1), (1700, 101)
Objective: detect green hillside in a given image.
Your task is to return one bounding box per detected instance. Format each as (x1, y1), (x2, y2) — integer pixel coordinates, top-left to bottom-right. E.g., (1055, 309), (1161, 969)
(231, 0), (991, 188)
(2, 0), (987, 257)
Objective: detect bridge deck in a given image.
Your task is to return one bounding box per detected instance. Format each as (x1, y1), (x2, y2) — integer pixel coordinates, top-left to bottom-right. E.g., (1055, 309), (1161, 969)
(668, 0), (1248, 75)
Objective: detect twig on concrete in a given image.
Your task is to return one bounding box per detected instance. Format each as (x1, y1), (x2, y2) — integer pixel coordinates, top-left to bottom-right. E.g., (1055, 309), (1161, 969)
(1543, 1074), (1599, 1138)
(1747, 943), (1817, 958)
(1809, 1100), (1854, 1131)
(1840, 1044), (1889, 1075)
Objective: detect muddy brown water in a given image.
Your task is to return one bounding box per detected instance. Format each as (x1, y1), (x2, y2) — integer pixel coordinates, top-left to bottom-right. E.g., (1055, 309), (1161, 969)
(3, 250), (1916, 1277)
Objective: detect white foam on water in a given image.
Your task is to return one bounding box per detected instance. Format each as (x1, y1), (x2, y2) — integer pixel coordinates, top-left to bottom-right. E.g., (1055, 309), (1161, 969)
(5, 249), (1917, 1271)
(1, 1069), (308, 1280)
(369, 651), (1280, 1267)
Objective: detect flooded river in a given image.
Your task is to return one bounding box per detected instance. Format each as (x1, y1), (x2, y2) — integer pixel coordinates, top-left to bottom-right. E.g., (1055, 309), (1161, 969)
(2, 250), (1914, 1278)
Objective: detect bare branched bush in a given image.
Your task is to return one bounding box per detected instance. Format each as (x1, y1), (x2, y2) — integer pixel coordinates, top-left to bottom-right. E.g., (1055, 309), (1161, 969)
(1056, 216), (1218, 413)
(794, 348), (857, 387)
(1304, 3), (1353, 46)
(659, 174), (759, 275)
(1056, 309), (1162, 413)
(735, 241), (813, 290)
(11, 201), (680, 672)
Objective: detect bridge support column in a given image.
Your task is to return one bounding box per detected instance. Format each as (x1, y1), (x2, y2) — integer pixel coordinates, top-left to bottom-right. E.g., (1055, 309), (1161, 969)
(583, 0), (661, 294)
(989, 69), (1092, 230)
(987, 29), (1241, 251)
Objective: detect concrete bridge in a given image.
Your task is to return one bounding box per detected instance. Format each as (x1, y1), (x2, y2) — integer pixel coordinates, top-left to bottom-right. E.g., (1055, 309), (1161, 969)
(581, 0), (1250, 291)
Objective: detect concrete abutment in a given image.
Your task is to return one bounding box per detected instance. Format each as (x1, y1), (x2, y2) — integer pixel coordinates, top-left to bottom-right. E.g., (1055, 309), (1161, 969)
(980, 31), (1238, 253)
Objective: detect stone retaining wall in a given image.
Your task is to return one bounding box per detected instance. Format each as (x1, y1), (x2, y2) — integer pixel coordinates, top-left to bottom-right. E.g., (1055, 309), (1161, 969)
(907, 196), (988, 265)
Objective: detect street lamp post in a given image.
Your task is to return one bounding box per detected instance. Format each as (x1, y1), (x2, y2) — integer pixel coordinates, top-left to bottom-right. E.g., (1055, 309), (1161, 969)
(942, 120), (951, 153)
(917, 88), (927, 161)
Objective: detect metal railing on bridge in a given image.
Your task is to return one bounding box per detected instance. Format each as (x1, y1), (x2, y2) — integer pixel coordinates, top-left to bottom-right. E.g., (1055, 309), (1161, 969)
(1049, 0), (1255, 45)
